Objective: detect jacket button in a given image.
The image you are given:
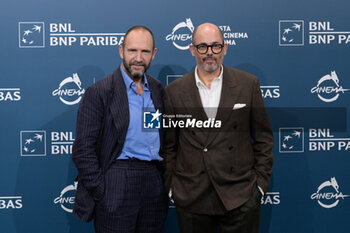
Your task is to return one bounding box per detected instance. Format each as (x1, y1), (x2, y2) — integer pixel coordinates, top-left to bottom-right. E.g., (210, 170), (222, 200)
(203, 148), (208, 152)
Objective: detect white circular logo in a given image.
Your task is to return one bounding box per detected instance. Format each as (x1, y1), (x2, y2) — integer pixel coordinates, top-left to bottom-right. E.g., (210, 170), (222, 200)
(54, 182), (77, 213)
(166, 18), (194, 50)
(311, 71), (350, 102)
(52, 73), (85, 105)
(310, 177), (349, 208)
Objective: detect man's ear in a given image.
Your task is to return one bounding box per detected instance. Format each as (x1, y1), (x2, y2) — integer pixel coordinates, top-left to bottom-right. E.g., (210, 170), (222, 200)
(119, 45), (124, 59)
(189, 44), (196, 57)
(151, 48), (157, 60)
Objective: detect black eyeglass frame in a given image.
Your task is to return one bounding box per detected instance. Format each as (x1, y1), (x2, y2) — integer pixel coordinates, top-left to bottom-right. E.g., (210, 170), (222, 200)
(192, 43), (224, 54)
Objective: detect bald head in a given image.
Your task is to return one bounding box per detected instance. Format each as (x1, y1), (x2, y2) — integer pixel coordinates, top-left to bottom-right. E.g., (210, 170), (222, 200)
(191, 23), (224, 45)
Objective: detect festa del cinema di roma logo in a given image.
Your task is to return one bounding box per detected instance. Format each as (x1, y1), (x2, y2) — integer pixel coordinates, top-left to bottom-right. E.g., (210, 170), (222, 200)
(166, 18), (248, 50)
(311, 177), (349, 208)
(52, 73), (85, 105)
(310, 71), (350, 102)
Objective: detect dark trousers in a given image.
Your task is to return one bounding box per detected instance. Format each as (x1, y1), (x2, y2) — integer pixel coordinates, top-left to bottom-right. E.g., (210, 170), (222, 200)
(176, 186), (262, 233)
(94, 160), (168, 233)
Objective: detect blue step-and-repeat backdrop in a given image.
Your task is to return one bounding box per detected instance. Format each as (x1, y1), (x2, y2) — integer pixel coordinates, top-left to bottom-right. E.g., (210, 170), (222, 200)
(1, 0), (349, 232)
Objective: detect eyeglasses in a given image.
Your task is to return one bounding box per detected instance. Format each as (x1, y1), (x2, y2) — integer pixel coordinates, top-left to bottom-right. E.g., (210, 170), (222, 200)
(193, 43), (224, 54)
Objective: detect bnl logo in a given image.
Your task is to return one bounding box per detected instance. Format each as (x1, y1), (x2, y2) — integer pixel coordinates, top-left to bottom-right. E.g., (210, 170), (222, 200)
(143, 110), (161, 129)
(18, 22), (45, 48)
(279, 127), (304, 153)
(279, 20), (304, 46)
(20, 130), (46, 156)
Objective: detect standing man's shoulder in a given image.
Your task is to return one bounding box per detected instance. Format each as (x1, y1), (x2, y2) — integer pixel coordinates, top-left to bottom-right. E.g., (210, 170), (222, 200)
(85, 68), (122, 97)
(223, 66), (259, 85)
(146, 74), (163, 89)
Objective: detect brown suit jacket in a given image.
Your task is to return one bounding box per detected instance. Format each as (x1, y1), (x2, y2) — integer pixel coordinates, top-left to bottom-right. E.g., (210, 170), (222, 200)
(162, 66), (273, 214)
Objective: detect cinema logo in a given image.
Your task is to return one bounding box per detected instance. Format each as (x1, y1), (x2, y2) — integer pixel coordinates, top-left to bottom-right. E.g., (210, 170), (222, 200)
(51, 131), (74, 155)
(19, 22), (124, 47)
(0, 196), (23, 210)
(279, 20), (350, 46)
(0, 88), (21, 102)
(166, 18), (194, 50)
(311, 177), (349, 208)
(310, 71), (349, 103)
(54, 182), (77, 213)
(166, 18), (249, 50)
(261, 192), (280, 205)
(52, 73), (85, 105)
(309, 128), (350, 151)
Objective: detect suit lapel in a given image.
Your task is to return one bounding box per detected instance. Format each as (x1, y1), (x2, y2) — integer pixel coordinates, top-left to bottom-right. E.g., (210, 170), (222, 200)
(109, 67), (129, 136)
(146, 75), (162, 111)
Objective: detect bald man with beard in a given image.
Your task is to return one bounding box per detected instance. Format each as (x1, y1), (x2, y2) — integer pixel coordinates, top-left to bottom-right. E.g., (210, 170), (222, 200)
(162, 23), (273, 233)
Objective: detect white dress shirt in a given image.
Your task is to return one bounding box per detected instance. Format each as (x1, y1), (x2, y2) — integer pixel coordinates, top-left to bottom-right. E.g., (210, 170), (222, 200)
(194, 65), (223, 119)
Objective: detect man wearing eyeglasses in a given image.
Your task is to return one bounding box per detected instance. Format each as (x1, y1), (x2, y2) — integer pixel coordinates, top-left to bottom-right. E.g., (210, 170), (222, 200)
(162, 23), (273, 233)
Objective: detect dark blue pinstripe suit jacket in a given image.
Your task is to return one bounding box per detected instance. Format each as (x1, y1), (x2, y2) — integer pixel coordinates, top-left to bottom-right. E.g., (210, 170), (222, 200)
(72, 66), (164, 222)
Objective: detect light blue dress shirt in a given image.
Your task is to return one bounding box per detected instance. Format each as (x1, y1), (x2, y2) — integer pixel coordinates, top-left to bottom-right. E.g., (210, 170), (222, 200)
(118, 65), (162, 161)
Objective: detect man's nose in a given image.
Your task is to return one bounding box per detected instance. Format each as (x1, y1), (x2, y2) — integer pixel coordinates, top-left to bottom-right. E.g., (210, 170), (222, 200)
(135, 51), (143, 61)
(207, 46), (214, 55)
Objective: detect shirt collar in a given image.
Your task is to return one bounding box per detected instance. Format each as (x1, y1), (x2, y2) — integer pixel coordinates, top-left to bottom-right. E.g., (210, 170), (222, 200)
(120, 64), (149, 90)
(194, 65), (223, 88)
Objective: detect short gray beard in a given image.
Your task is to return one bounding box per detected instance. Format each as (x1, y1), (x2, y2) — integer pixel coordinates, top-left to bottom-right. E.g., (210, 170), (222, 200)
(200, 63), (219, 73)
(123, 59), (146, 80)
